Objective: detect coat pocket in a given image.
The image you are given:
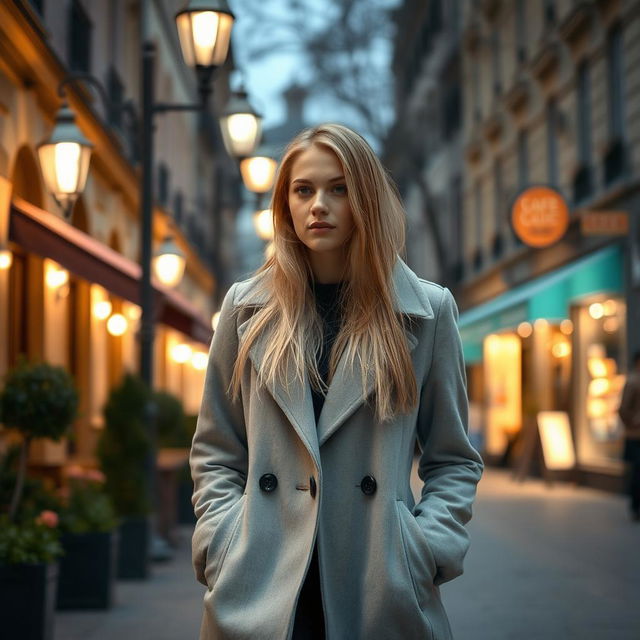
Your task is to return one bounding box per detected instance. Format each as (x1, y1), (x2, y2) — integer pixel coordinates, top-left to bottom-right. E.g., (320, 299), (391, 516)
(204, 494), (247, 589)
(395, 500), (437, 607)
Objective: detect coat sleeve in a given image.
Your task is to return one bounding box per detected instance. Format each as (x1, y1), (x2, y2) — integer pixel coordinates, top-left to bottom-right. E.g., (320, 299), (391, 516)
(414, 286), (484, 586)
(190, 283), (248, 586)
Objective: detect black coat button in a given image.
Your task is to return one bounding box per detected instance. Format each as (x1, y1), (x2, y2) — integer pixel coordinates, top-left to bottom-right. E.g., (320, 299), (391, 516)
(309, 476), (317, 499)
(259, 473), (278, 492)
(360, 475), (377, 496)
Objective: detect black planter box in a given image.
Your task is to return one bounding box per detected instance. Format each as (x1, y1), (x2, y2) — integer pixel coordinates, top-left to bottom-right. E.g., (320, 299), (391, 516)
(57, 530), (117, 609)
(117, 516), (150, 579)
(0, 562), (58, 640)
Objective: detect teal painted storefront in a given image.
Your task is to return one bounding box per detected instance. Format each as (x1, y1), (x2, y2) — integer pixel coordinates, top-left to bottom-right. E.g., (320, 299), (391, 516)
(459, 245), (624, 364)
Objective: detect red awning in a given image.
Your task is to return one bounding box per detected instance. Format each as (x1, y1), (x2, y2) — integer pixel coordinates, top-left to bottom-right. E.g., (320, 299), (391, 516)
(9, 197), (213, 345)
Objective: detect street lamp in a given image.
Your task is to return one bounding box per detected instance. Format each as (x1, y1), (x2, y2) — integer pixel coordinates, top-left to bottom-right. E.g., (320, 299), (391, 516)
(37, 104), (93, 219)
(253, 208), (274, 241)
(240, 153), (278, 195)
(219, 89), (262, 158)
(153, 235), (186, 287)
(175, 0), (235, 102)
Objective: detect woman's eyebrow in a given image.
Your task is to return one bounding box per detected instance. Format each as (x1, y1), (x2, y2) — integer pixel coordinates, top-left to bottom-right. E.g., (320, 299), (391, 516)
(291, 175), (345, 184)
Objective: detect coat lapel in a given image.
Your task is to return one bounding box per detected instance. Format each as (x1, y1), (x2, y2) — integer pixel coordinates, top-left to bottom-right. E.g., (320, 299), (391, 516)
(234, 258), (434, 453)
(237, 315), (320, 467)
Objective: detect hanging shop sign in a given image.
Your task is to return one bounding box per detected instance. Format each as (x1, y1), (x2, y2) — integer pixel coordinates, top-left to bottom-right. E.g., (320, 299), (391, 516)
(511, 185), (569, 248)
(580, 210), (629, 236)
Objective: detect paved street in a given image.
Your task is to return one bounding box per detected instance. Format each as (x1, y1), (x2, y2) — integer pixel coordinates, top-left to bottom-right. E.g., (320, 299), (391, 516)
(55, 469), (640, 639)
(442, 470), (640, 640)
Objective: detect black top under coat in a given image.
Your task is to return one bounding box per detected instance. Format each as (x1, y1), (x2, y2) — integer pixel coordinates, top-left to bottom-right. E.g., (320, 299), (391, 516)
(311, 281), (345, 424)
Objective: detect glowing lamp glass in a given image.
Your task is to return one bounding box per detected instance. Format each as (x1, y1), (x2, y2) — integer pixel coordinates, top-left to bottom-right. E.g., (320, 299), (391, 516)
(253, 209), (274, 240)
(176, 5), (234, 68)
(240, 156), (277, 193)
(153, 236), (186, 287)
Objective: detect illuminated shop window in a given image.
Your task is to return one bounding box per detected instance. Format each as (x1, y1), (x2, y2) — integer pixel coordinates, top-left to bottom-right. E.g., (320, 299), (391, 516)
(574, 295), (626, 468)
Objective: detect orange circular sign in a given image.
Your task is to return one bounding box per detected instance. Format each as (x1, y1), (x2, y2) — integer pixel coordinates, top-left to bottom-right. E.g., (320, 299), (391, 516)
(511, 186), (569, 248)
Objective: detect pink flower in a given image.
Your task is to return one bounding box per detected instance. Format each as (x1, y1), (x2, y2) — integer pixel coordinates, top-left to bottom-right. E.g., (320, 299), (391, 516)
(36, 510), (59, 528)
(64, 465), (86, 479)
(86, 469), (106, 484)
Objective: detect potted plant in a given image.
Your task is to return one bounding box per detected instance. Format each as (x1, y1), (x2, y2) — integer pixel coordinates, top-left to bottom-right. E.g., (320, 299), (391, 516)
(0, 360), (78, 640)
(55, 466), (119, 609)
(97, 374), (152, 579)
(155, 390), (194, 537)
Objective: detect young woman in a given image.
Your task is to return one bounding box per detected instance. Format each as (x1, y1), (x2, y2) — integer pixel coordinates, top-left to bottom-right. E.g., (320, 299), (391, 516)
(190, 124), (483, 640)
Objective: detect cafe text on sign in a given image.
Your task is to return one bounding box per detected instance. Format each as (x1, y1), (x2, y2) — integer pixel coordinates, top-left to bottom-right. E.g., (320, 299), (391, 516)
(511, 186), (569, 248)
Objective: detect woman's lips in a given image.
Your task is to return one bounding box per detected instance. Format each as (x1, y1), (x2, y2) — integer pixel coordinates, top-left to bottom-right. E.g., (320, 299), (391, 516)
(308, 222), (335, 230)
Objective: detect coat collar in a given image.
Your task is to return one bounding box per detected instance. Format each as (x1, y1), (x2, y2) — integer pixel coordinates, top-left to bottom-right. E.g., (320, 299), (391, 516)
(235, 258), (434, 459)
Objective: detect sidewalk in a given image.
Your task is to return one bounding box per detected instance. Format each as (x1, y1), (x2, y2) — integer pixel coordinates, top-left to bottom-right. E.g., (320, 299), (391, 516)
(55, 469), (640, 639)
(55, 527), (204, 640)
(441, 469), (640, 640)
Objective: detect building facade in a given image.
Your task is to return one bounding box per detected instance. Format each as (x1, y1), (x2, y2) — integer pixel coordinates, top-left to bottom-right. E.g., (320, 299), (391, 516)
(0, 0), (240, 468)
(389, 0), (640, 491)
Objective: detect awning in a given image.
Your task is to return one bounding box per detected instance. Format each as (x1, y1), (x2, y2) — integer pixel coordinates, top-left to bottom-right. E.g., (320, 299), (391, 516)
(459, 245), (624, 363)
(9, 197), (213, 345)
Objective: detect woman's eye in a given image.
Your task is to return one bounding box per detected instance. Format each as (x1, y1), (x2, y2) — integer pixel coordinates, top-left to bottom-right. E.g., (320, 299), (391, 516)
(294, 186), (312, 196)
(333, 184), (347, 195)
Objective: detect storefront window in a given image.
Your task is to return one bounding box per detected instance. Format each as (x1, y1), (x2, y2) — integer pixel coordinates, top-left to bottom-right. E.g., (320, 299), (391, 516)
(573, 295), (626, 469)
(483, 332), (522, 457)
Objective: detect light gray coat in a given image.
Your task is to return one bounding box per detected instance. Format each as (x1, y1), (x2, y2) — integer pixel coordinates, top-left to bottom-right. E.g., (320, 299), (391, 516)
(190, 259), (483, 640)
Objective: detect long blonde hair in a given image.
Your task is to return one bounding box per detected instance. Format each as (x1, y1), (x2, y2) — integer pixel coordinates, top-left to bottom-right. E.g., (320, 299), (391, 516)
(231, 123), (416, 421)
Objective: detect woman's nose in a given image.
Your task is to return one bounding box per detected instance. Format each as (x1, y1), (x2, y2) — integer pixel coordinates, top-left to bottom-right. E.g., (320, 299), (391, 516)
(310, 191), (328, 214)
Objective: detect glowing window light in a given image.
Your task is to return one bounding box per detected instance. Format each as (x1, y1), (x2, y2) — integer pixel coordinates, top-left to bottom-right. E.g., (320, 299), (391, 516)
(588, 378), (611, 397)
(589, 303), (604, 319)
(603, 299), (618, 316)
(517, 322), (532, 338)
(172, 343), (192, 363)
(106, 313), (128, 336)
(0, 249), (12, 270)
(93, 300), (112, 320)
(212, 311), (221, 331)
(45, 264), (69, 289)
(560, 319), (573, 335)
(192, 352), (208, 370)
(552, 341), (571, 358)
(126, 305), (142, 320)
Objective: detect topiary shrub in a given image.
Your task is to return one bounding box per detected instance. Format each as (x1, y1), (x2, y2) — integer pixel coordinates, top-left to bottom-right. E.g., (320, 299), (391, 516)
(154, 390), (189, 448)
(0, 360), (78, 521)
(97, 374), (151, 518)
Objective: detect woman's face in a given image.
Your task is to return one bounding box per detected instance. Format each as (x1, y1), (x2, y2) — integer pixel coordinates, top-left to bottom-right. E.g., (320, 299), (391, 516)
(287, 145), (355, 267)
